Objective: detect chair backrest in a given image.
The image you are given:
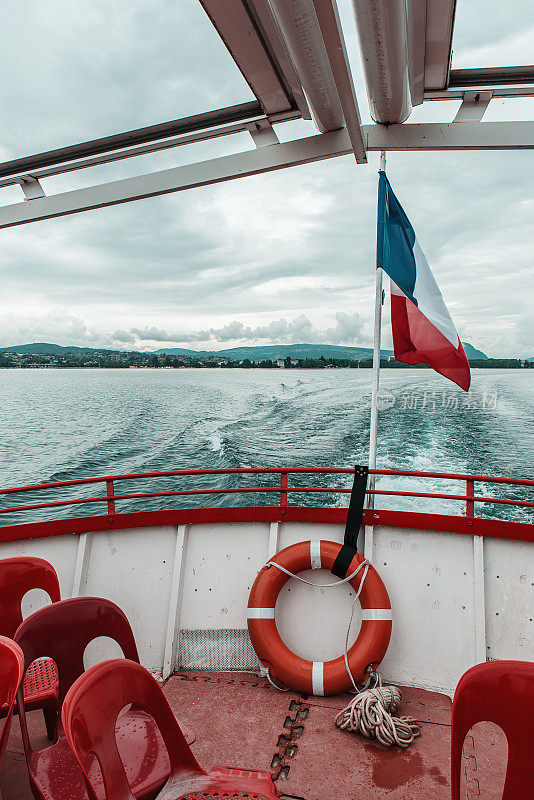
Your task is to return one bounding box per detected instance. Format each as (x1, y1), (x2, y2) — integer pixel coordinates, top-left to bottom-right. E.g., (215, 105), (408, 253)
(0, 636), (25, 765)
(451, 660), (534, 800)
(62, 659), (204, 800)
(0, 557), (61, 638)
(15, 596), (139, 715)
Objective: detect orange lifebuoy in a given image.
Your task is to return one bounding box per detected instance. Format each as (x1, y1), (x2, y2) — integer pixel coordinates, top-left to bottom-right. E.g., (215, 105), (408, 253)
(247, 540), (391, 696)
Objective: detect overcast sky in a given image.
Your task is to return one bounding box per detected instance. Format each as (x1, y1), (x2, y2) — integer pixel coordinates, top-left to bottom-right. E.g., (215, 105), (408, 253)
(0, 0), (532, 356)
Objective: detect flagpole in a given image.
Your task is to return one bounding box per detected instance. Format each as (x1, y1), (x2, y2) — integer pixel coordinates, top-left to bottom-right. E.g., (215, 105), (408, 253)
(367, 150), (386, 515)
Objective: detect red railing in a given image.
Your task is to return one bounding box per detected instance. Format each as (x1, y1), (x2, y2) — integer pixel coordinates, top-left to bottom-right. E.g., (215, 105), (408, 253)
(0, 467), (532, 520)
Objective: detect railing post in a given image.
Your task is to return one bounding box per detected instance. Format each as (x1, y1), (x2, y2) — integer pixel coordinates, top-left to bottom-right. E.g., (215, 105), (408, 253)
(106, 480), (116, 515)
(280, 471), (288, 507)
(466, 478), (475, 519)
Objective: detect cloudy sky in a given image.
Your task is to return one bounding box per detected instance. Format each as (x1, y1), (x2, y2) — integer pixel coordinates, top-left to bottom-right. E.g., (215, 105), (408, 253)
(0, 0), (532, 356)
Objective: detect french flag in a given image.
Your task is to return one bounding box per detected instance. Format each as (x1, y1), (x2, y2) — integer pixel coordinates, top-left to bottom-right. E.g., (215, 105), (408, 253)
(377, 171), (470, 392)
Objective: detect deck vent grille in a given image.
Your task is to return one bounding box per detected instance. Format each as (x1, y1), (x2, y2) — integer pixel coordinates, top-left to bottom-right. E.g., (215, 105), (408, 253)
(181, 794), (263, 799)
(177, 628), (260, 671)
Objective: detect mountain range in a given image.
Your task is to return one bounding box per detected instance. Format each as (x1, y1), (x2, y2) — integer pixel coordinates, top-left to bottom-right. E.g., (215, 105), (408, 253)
(154, 343), (390, 360)
(0, 341), (489, 360)
(154, 342), (490, 360)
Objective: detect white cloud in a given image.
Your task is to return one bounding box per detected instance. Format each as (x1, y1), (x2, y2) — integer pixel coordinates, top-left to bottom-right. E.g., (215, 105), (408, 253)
(0, 309), (374, 351)
(129, 313), (355, 346)
(111, 329), (137, 344)
(325, 312), (367, 344)
(0, 313), (100, 347)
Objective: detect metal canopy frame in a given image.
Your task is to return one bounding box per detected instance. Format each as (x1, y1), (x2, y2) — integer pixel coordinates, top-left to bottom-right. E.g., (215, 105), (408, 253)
(0, 0), (532, 227)
(1, 120), (533, 229)
(199, 0), (307, 118)
(0, 102), (266, 180)
(449, 67), (534, 88)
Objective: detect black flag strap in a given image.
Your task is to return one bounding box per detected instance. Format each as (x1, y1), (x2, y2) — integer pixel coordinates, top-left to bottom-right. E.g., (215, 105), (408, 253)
(331, 465), (369, 579)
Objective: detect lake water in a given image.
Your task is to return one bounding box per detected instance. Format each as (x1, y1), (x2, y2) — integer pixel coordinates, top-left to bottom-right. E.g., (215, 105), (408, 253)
(0, 368), (532, 525)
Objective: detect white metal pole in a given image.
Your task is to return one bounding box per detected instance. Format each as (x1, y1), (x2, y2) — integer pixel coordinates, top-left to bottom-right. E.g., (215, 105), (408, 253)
(367, 150), (386, 508)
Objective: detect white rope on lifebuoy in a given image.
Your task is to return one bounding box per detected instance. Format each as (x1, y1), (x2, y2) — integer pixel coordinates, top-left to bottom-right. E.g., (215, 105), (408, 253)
(262, 558), (370, 694)
(265, 558), (369, 589)
(334, 676), (421, 748)
(265, 558), (371, 690)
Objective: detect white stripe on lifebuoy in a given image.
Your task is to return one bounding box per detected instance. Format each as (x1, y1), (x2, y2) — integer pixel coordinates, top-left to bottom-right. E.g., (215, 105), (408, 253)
(312, 661), (324, 695)
(361, 609), (392, 620)
(247, 540), (391, 695)
(310, 540), (322, 570)
(247, 608), (275, 619)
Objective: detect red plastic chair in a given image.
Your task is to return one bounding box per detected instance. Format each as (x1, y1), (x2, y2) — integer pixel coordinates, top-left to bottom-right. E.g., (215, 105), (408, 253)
(0, 557), (61, 738)
(0, 636), (25, 799)
(62, 658), (279, 800)
(451, 660), (534, 800)
(15, 597), (192, 800)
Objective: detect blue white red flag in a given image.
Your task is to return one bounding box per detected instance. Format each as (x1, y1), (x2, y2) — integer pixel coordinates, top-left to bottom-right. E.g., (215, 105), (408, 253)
(377, 171), (470, 391)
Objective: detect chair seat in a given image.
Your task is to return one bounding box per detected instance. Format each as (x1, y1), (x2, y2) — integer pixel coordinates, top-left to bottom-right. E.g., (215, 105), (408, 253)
(0, 657), (58, 718)
(159, 766), (279, 800)
(29, 709), (193, 800)
(22, 658), (58, 705)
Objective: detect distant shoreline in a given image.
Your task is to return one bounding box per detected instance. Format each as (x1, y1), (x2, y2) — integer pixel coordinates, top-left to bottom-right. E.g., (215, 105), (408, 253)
(0, 361), (531, 371)
(0, 346), (530, 371)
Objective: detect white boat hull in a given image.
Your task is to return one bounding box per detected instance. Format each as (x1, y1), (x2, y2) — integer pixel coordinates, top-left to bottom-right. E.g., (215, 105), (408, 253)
(3, 517), (531, 695)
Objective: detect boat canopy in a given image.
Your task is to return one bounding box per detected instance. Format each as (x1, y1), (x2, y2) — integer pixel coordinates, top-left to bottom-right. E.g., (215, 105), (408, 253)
(0, 0), (532, 227)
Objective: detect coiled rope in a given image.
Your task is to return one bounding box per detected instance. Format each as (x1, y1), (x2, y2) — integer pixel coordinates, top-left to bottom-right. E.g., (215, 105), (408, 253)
(334, 674), (421, 748)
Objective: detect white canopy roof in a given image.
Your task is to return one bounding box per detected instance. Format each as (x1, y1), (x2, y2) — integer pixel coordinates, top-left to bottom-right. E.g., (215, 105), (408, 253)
(0, 0), (532, 226)
(198, 1), (533, 126)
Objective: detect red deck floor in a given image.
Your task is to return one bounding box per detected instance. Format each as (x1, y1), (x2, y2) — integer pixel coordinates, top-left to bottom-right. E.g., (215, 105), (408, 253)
(1, 672), (508, 800)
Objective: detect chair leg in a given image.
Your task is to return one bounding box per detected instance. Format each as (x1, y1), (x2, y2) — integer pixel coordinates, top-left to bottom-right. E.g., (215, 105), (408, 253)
(43, 705), (57, 741)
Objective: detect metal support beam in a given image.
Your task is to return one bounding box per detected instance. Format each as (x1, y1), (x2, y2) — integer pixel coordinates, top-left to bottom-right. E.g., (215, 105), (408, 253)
(364, 121), (534, 151)
(199, 0), (294, 115)
(449, 66), (534, 88)
(425, 86), (534, 100)
(453, 91), (492, 123)
(269, 0), (344, 133)
(17, 176), (46, 200)
(0, 111), (300, 190)
(246, 119), (279, 147)
(0, 101), (265, 180)
(0, 129), (352, 229)
(1, 123), (533, 228)
(71, 533), (92, 597)
(312, 0), (367, 162)
(268, 521), (280, 558)
(352, 0), (413, 124)
(424, 0), (456, 90)
(163, 524), (188, 679)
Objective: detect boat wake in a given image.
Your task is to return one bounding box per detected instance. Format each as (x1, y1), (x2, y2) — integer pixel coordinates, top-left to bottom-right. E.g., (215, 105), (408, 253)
(0, 368), (531, 524)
